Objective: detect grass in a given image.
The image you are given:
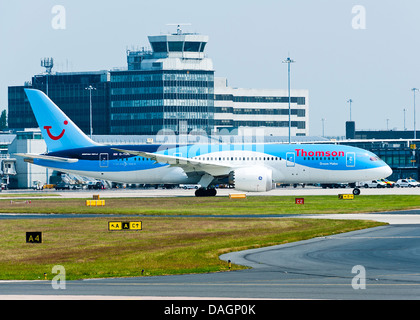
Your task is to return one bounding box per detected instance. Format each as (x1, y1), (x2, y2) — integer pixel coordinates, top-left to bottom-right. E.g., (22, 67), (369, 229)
(0, 194), (417, 280)
(0, 194), (419, 215)
(0, 217), (384, 280)
(0, 193), (59, 198)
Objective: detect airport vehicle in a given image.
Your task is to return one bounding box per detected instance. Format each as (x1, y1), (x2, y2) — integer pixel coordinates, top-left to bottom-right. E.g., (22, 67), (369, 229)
(395, 178), (420, 188)
(55, 182), (70, 190)
(87, 181), (105, 190)
(179, 184), (201, 190)
(380, 178), (395, 188)
(32, 180), (43, 190)
(360, 180), (388, 188)
(15, 89), (392, 197)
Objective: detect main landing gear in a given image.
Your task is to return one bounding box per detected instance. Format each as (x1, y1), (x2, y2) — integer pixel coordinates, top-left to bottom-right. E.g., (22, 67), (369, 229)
(195, 187), (217, 197)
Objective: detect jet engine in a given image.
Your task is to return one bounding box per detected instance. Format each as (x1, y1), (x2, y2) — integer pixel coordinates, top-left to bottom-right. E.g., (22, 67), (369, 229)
(229, 166), (273, 192)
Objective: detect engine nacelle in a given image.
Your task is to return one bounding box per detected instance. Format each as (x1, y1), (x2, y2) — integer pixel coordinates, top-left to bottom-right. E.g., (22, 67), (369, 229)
(229, 166), (273, 192)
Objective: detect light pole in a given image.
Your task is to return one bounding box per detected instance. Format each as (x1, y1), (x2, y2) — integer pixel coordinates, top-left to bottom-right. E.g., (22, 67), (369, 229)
(403, 108), (407, 131)
(412, 88), (419, 140)
(321, 118), (326, 137)
(85, 85), (96, 139)
(347, 99), (353, 121)
(282, 56), (295, 144)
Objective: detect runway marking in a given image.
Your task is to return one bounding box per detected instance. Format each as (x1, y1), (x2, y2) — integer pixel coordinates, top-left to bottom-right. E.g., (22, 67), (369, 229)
(327, 236), (420, 239)
(55, 281), (420, 287)
(376, 273), (420, 277)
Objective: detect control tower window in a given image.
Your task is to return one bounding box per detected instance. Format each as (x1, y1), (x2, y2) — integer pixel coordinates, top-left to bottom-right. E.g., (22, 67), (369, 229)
(199, 42), (207, 52)
(151, 42), (167, 53)
(168, 41), (184, 52)
(184, 42), (200, 52)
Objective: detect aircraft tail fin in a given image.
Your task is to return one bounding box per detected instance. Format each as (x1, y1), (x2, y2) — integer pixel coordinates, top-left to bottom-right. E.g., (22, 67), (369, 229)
(24, 89), (99, 152)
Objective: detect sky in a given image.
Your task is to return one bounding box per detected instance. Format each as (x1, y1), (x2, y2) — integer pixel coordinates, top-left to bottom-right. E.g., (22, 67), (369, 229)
(1, 0), (419, 137)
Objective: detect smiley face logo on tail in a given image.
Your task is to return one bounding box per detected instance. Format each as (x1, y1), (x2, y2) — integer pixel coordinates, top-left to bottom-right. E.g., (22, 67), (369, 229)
(44, 120), (68, 140)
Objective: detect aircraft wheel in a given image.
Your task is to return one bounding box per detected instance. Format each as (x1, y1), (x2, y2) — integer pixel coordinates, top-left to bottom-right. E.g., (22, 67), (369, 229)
(195, 188), (204, 197)
(195, 188), (217, 197)
(353, 188), (361, 196)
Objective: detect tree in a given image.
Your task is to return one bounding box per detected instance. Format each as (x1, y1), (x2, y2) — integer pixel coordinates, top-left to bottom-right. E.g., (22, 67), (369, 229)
(0, 110), (7, 130)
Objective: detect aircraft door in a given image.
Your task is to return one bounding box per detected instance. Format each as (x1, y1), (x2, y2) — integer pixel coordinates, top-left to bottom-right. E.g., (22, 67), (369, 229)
(99, 153), (109, 168)
(346, 152), (356, 167)
(286, 152), (295, 167)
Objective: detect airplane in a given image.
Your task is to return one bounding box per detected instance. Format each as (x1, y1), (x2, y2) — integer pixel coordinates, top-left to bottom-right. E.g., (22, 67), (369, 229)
(15, 89), (392, 197)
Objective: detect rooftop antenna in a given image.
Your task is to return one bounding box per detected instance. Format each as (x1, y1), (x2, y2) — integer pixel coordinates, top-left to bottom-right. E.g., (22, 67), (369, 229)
(347, 98), (353, 121)
(41, 57), (54, 74)
(40, 57), (54, 97)
(166, 23), (191, 35)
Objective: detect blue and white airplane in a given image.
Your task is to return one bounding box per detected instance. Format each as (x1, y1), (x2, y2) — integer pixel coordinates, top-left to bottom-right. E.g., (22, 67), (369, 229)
(16, 89), (392, 196)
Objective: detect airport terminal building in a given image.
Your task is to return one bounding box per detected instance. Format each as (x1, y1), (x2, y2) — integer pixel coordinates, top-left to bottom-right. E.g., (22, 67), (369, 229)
(343, 121), (420, 180)
(214, 78), (308, 136)
(8, 71), (111, 135)
(8, 30), (309, 137)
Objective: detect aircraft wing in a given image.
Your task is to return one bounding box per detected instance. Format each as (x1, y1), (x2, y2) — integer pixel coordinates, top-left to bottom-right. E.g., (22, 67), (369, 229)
(14, 153), (79, 163)
(112, 148), (231, 177)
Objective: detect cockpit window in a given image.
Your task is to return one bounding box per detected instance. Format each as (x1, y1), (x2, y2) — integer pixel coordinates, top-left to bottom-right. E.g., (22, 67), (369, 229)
(369, 154), (383, 161)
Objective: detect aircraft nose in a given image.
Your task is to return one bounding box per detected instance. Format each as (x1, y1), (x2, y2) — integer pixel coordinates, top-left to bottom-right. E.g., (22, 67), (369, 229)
(383, 164), (392, 178)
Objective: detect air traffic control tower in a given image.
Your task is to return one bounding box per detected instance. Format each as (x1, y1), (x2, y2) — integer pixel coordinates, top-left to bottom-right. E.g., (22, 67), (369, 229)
(111, 27), (215, 135)
(127, 29), (213, 71)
